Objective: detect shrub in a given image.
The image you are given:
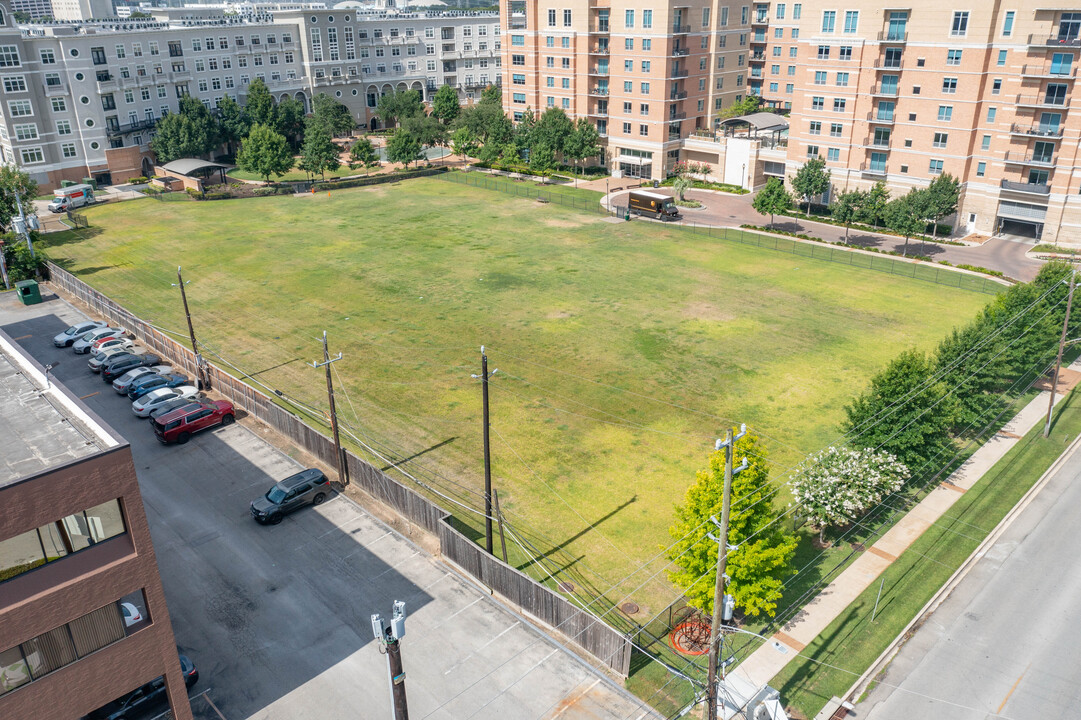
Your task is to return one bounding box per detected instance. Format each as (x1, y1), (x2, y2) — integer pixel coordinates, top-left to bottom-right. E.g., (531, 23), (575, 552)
(127, 176), (148, 184)
(185, 188), (203, 198)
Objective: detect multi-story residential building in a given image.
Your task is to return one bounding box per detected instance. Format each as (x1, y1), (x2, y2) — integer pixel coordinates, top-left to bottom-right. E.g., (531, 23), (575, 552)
(501, 0), (752, 179)
(0, 1), (500, 189)
(0, 329), (193, 720)
(9, 0), (53, 21)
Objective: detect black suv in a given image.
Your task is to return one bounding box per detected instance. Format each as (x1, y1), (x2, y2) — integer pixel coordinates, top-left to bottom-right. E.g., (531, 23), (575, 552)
(86, 653), (198, 720)
(251, 468), (331, 524)
(102, 354), (162, 383)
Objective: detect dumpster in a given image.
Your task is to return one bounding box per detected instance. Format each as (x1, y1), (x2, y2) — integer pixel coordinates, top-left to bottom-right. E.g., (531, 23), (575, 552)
(15, 280), (41, 305)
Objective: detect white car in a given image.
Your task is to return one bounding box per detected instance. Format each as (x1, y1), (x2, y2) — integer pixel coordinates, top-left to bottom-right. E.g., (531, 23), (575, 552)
(73, 326), (125, 354)
(132, 386), (199, 417)
(112, 366), (174, 394)
(90, 336), (134, 355)
(120, 602), (142, 627)
(88, 346), (137, 372)
(53, 320), (106, 348)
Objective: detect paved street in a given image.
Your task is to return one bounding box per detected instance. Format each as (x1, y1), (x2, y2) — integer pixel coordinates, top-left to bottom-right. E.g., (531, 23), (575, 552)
(1, 291), (656, 720)
(854, 441), (1081, 719)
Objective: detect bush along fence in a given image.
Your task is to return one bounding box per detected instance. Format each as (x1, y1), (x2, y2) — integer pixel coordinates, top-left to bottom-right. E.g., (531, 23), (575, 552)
(44, 261), (633, 678)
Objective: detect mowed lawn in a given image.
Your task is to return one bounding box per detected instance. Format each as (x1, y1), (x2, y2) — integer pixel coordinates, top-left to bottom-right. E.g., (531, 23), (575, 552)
(43, 177), (989, 613)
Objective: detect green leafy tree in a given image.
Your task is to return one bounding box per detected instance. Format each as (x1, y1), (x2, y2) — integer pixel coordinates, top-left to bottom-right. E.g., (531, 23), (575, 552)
(673, 176), (692, 201)
(348, 137), (379, 174)
(529, 143), (554, 174)
(499, 142), (521, 165)
(376, 89), (424, 128)
(751, 177), (792, 228)
(245, 78), (275, 127)
(718, 95), (762, 119)
(236, 123), (294, 183)
(1, 233), (47, 282)
(563, 118), (601, 187)
(480, 84), (502, 104)
(151, 95), (220, 163)
(215, 95), (250, 156)
(533, 107), (574, 156)
(667, 432), (797, 618)
(273, 97), (306, 144)
(830, 189), (866, 241)
(385, 129), (422, 167)
(514, 107), (538, 148)
(885, 190), (930, 256)
(926, 173), (960, 239)
(311, 93), (356, 136)
(842, 348), (958, 474)
(451, 126), (479, 163)
(403, 114), (447, 160)
(431, 84), (461, 124)
(789, 156), (831, 214)
(861, 180), (890, 229)
(455, 93), (513, 159)
(298, 118), (341, 180)
(0, 166), (37, 233)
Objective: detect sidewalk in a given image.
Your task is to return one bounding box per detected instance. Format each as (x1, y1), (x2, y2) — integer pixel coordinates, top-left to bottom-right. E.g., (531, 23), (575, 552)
(728, 363), (1081, 690)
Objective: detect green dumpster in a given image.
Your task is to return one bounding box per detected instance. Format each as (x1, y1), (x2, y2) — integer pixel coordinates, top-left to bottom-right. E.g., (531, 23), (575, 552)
(15, 280), (41, 305)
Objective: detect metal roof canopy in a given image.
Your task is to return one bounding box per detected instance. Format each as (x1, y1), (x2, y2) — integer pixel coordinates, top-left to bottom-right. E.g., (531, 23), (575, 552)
(159, 158), (230, 180)
(719, 112), (790, 134)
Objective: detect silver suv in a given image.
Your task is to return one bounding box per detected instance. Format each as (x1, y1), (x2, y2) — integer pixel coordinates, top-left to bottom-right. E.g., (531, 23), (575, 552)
(251, 469), (331, 525)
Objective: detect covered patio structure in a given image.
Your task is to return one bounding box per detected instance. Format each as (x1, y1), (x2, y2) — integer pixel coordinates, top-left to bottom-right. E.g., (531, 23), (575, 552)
(158, 159), (230, 185)
(719, 112), (789, 149)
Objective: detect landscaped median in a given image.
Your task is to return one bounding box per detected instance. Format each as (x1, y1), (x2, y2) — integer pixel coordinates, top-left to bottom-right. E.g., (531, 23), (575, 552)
(768, 386), (1081, 719)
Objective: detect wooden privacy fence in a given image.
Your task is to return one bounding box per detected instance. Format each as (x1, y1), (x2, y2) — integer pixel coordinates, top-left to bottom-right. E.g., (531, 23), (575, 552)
(45, 262), (633, 677)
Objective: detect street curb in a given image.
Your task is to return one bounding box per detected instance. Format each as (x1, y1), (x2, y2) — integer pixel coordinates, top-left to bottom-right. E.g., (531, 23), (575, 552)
(843, 417), (1081, 708)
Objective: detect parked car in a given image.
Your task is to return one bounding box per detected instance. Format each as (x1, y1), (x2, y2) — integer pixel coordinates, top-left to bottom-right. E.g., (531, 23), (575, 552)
(85, 653), (198, 720)
(53, 320), (106, 348)
(120, 602), (142, 627)
(152, 400), (235, 444)
(102, 354), (161, 383)
(132, 386), (198, 417)
(148, 398), (202, 422)
(88, 347), (137, 372)
(128, 373), (190, 400)
(72, 326), (124, 354)
(112, 366), (173, 394)
(90, 336), (134, 355)
(251, 468), (331, 525)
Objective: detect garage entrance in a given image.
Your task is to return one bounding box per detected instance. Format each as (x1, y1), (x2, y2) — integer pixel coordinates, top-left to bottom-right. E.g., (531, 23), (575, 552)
(996, 199), (1047, 241)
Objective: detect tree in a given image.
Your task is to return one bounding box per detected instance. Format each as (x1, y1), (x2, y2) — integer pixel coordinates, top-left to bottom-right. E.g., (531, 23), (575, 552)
(215, 96), (250, 156)
(789, 156), (830, 214)
(673, 176), (692, 201)
(456, 93), (513, 157)
(480, 84), (502, 105)
(451, 126), (479, 163)
(830, 189), (866, 241)
(751, 177), (792, 228)
(245, 78), (275, 128)
(925, 173), (960, 239)
(311, 93), (356, 136)
(349, 137), (379, 174)
(514, 107), (538, 149)
(667, 432), (797, 618)
(431, 84), (461, 125)
(885, 191), (929, 257)
(0, 166), (37, 234)
(533, 107), (574, 156)
(529, 143), (554, 174)
(236, 123), (293, 183)
(861, 180), (891, 229)
(298, 119), (341, 181)
(150, 95), (219, 163)
(376, 89), (423, 128)
(842, 348), (958, 474)
(273, 97), (306, 144)
(718, 95), (762, 119)
(562, 118), (601, 187)
(385, 129), (422, 167)
(790, 447), (909, 542)
(1, 234), (47, 283)
(403, 113), (447, 160)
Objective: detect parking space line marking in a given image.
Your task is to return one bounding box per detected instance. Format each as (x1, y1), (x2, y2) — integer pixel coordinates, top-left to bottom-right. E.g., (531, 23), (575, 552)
(551, 678), (600, 719)
(444, 622), (522, 675)
(12, 335), (31, 340)
(445, 597), (483, 622)
(79, 391), (99, 399)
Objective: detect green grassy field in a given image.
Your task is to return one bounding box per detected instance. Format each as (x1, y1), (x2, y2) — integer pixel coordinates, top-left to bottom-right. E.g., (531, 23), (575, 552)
(42, 177), (990, 622)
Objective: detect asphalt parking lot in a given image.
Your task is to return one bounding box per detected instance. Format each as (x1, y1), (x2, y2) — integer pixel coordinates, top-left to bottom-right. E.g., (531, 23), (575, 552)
(2, 291), (656, 720)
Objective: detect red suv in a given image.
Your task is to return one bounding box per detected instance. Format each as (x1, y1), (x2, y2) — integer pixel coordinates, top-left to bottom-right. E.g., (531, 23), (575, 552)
(152, 400), (235, 444)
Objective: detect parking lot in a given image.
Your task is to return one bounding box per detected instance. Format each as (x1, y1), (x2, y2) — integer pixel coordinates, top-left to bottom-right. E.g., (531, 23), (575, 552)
(1, 291), (656, 720)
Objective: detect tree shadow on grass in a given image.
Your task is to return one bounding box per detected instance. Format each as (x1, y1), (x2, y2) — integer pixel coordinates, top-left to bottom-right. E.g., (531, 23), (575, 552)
(39, 226), (104, 247)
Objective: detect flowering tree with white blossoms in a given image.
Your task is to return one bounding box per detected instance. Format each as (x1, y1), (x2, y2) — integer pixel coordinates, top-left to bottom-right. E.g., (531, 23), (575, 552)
(790, 446), (909, 542)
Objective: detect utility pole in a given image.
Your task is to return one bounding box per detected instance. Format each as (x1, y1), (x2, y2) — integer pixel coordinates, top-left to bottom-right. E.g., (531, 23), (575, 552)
(173, 267), (212, 391)
(13, 193), (36, 259)
(372, 601), (409, 720)
(1044, 268), (1077, 438)
(471, 346), (497, 555)
(0, 239), (9, 291)
(309, 331), (349, 486)
(705, 425), (748, 720)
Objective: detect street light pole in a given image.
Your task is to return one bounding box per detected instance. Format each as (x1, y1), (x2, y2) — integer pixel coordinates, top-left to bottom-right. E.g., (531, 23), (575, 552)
(1044, 268), (1077, 438)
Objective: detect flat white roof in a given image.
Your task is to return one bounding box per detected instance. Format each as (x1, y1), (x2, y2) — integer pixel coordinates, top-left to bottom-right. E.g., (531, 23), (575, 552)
(632, 190), (672, 200)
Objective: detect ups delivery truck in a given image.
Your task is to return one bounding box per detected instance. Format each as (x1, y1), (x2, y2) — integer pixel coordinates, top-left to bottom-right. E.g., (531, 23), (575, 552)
(628, 190), (681, 220)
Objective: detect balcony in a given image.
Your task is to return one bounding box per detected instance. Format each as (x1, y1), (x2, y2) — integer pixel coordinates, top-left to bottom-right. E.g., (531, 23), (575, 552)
(592, 66), (610, 75)
(670, 68), (689, 78)
(752, 14), (768, 25)
(589, 45), (610, 54)
(862, 136), (891, 149)
(1008, 123), (1064, 138)
(751, 34), (768, 44)
(667, 112), (687, 121)
(860, 161), (888, 177)
(672, 48), (689, 57)
(1001, 178), (1051, 195)
(873, 58), (902, 70)
(870, 84), (898, 96)
(1003, 152), (1057, 166)
(1027, 33), (1081, 48)
(1021, 63), (1077, 78)
(44, 81), (68, 97)
(750, 69), (763, 78)
(673, 24), (690, 33)
(592, 23), (610, 34)
(669, 90), (688, 100)
(877, 30), (908, 43)
(106, 118), (156, 137)
(589, 86), (610, 96)
(508, 13), (527, 29)
(867, 111), (895, 124)
(750, 52), (766, 61)
(1016, 93), (1071, 109)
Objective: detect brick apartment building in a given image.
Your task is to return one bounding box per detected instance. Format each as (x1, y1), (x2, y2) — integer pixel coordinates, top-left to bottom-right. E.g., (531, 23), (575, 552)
(501, 0), (1081, 242)
(0, 329), (193, 720)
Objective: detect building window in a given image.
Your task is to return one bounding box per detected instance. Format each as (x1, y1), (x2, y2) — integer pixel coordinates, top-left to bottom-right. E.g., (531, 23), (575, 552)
(976, 161), (986, 177)
(932, 132), (948, 148)
(821, 10), (835, 33)
(40, 49), (55, 64)
(817, 45), (830, 60)
(833, 98), (846, 112)
(809, 120), (821, 134)
(838, 46), (852, 61)
(827, 147), (840, 161)
(512, 92), (525, 103)
(812, 96), (824, 110)
(1002, 11), (1015, 37)
(929, 159), (944, 175)
(564, 9), (572, 26)
(942, 77), (957, 94)
(987, 107), (996, 122)
(992, 79), (1002, 94)
(642, 9), (652, 28)
(793, 3), (801, 19)
(623, 122), (631, 133)
(640, 124), (648, 136)
(61, 142), (77, 158)
(1, 75), (26, 92)
(513, 73), (525, 85)
(547, 8), (555, 26)
(938, 105), (952, 121)
(830, 123), (842, 137)
(511, 35), (524, 46)
(836, 72), (849, 86)
(951, 11), (969, 37)
(997, 50), (1007, 66)
(814, 71), (826, 85)
(946, 49), (962, 65)
(806, 145), (819, 158)
(625, 9), (634, 28)
(843, 10), (858, 33)
(982, 134), (991, 150)
(0, 45), (20, 67)
(7, 99), (32, 116)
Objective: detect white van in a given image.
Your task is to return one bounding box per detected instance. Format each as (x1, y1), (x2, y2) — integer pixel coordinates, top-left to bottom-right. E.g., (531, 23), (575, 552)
(48, 184), (95, 213)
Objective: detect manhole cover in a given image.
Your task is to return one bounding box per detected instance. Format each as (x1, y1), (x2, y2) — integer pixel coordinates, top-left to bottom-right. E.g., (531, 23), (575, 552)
(620, 602), (640, 615)
(557, 581), (575, 593)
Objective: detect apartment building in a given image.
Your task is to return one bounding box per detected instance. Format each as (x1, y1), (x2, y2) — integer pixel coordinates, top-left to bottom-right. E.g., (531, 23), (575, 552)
(501, 0), (752, 179)
(0, 330), (192, 720)
(0, 1), (500, 189)
(9, 0), (54, 21)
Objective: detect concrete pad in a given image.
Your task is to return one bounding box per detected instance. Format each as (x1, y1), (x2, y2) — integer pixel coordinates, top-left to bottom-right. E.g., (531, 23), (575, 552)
(784, 552), (893, 645)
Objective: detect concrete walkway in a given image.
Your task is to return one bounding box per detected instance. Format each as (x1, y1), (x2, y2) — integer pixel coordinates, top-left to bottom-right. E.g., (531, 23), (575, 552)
(728, 361), (1081, 691)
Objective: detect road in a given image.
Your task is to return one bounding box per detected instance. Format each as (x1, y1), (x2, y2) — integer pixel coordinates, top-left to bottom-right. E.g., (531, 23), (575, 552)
(1, 292), (656, 720)
(607, 188), (1044, 282)
(854, 440), (1081, 719)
